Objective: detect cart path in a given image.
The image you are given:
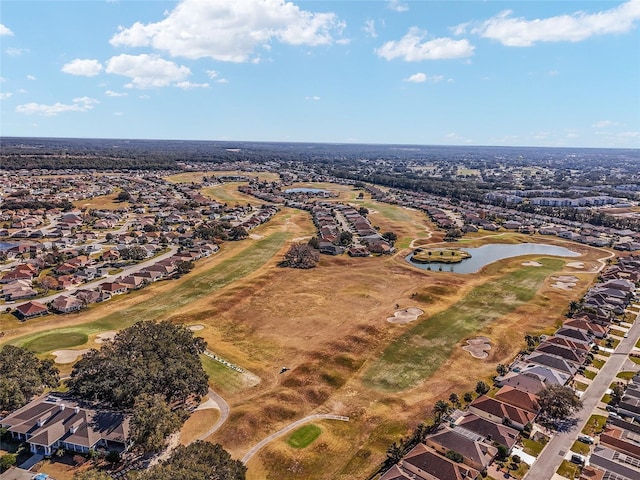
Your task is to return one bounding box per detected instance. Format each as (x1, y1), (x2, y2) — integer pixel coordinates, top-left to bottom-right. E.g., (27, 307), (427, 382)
(241, 414), (350, 464)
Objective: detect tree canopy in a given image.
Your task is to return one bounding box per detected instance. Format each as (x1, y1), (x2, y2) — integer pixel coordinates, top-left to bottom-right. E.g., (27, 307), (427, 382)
(136, 441), (246, 480)
(279, 243), (320, 269)
(68, 321), (208, 409)
(536, 385), (583, 424)
(0, 345), (59, 412)
(130, 393), (185, 453)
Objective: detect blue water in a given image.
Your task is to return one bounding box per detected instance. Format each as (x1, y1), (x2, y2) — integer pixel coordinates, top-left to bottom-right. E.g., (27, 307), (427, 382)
(406, 243), (581, 274)
(0, 242), (17, 252)
(284, 187), (329, 194)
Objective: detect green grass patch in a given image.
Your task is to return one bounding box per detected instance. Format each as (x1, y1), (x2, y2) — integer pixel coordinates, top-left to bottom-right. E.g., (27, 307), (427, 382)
(583, 369), (597, 380)
(601, 394), (612, 404)
(570, 440), (590, 456)
(557, 460), (581, 479)
(199, 354), (246, 394)
(287, 424), (322, 449)
(592, 358), (605, 369)
(363, 258), (565, 391)
(23, 332), (88, 353)
(617, 371), (636, 381)
(360, 201), (411, 222)
(521, 437), (547, 457)
(573, 381), (589, 391)
(582, 415), (607, 436)
(629, 356), (640, 365)
(609, 329), (625, 337)
(7, 233), (290, 352)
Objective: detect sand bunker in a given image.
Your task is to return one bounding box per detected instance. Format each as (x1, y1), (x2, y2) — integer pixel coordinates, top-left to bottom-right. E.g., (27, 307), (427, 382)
(387, 307), (424, 324)
(249, 234), (264, 240)
(463, 337), (491, 359)
(567, 262), (585, 269)
(53, 349), (90, 364)
(522, 261), (543, 267)
(95, 331), (117, 344)
(551, 275), (579, 290)
(189, 324), (205, 331)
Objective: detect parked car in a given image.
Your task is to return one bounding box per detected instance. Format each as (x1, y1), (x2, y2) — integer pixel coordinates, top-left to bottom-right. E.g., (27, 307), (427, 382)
(578, 434), (594, 444)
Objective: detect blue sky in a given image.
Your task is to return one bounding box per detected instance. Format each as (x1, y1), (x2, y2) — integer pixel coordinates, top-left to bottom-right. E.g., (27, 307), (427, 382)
(1, 0), (639, 148)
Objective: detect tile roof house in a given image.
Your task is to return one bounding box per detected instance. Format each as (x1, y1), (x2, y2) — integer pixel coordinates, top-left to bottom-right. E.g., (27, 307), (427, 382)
(1, 394), (129, 458)
(468, 395), (536, 430)
(455, 413), (519, 450)
(380, 443), (480, 480)
(15, 301), (49, 320)
(50, 295), (84, 314)
(494, 386), (539, 414)
(425, 426), (497, 471)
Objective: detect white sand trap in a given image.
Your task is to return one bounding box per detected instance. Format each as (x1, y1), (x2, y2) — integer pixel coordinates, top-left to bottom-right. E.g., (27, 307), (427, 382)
(552, 282), (576, 290)
(249, 234), (264, 240)
(189, 324), (205, 331)
(53, 349), (90, 364)
(567, 262), (585, 269)
(522, 261), (543, 267)
(463, 337), (491, 359)
(387, 307), (424, 324)
(555, 275), (579, 282)
(196, 398), (220, 411)
(95, 331), (117, 344)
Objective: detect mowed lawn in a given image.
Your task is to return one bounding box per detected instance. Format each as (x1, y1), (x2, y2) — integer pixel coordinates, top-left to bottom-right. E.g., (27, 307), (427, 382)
(363, 258), (565, 391)
(8, 232), (290, 351)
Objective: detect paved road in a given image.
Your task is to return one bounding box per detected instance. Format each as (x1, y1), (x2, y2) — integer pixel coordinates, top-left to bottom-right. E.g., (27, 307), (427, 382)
(241, 414), (350, 464)
(11, 245), (178, 308)
(525, 309), (640, 480)
(195, 388), (231, 442)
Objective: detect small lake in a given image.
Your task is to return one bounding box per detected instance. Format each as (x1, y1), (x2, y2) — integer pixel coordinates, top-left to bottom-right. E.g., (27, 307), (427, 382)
(406, 243), (581, 274)
(0, 242), (18, 252)
(284, 187), (330, 194)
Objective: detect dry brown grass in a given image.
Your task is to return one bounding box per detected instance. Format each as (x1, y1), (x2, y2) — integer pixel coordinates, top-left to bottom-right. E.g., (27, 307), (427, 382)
(72, 193), (128, 210)
(0, 193), (613, 480)
(180, 409), (220, 445)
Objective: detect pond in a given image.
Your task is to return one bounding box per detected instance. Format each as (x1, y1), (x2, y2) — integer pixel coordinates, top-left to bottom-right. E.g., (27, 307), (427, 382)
(0, 242), (18, 252)
(406, 242), (581, 274)
(284, 187), (330, 194)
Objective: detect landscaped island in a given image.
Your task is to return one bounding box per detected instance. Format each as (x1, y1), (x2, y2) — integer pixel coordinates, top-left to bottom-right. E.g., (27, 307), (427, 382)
(411, 248), (472, 264)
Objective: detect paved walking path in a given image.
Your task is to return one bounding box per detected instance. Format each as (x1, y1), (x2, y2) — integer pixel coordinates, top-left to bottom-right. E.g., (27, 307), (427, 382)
(241, 414), (350, 464)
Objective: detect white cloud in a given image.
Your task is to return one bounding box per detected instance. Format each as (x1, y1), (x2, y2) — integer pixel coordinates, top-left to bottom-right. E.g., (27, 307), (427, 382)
(363, 19), (377, 38)
(0, 24), (14, 36)
(6, 47), (29, 56)
(109, 0), (346, 63)
(61, 59), (103, 77)
(105, 54), (190, 88)
(175, 81), (209, 89)
(16, 96), (99, 116)
(547, 70), (559, 76)
(404, 72), (444, 83)
(616, 131), (640, 139)
(465, 0), (640, 47)
(206, 70), (219, 79)
(105, 90), (128, 97)
(592, 120), (618, 128)
(376, 27), (475, 61)
(0, 92), (12, 100)
(305, 96), (320, 101)
(139, 94), (151, 99)
(27, 75), (36, 81)
(216, 78), (229, 84)
(387, 0), (409, 13)
(17, 89), (27, 93)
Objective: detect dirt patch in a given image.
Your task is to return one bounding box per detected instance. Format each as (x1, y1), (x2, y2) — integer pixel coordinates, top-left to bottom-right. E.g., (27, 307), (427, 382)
(250, 234), (265, 240)
(386, 307), (424, 324)
(462, 337), (491, 359)
(521, 261), (543, 267)
(52, 349), (90, 364)
(94, 331), (117, 343)
(189, 324), (205, 331)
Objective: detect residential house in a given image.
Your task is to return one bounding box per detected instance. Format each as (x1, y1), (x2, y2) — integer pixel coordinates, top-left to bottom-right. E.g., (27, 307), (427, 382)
(455, 413), (519, 451)
(1, 394), (129, 457)
(381, 443), (480, 480)
(50, 295), (84, 314)
(100, 282), (128, 295)
(425, 426), (497, 471)
(468, 395), (536, 430)
(15, 301), (48, 320)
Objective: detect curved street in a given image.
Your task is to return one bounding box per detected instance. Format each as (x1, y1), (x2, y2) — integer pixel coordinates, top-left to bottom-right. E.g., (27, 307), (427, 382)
(195, 388), (231, 442)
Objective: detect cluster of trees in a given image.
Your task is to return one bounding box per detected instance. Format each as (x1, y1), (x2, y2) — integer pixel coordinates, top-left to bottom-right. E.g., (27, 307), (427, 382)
(279, 243), (320, 269)
(194, 222), (248, 242)
(0, 345), (59, 412)
(68, 321), (208, 409)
